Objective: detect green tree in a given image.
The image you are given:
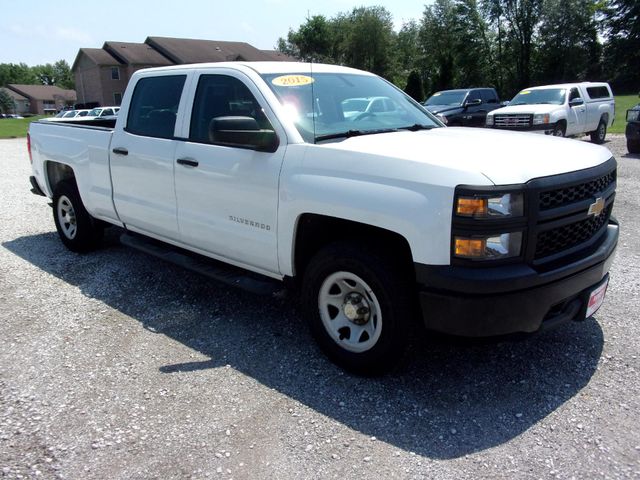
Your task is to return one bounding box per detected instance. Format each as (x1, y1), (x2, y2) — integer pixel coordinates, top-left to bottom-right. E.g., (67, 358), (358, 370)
(0, 89), (15, 114)
(536, 0), (602, 84)
(404, 70), (425, 101)
(32, 63), (56, 85)
(602, 0), (640, 92)
(277, 15), (334, 62)
(483, 0), (544, 92)
(395, 21), (422, 87)
(0, 63), (37, 86)
(53, 60), (74, 90)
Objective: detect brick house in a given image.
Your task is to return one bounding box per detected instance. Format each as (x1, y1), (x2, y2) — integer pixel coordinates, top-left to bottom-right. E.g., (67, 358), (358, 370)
(0, 87), (29, 115)
(6, 84), (76, 115)
(72, 36), (294, 108)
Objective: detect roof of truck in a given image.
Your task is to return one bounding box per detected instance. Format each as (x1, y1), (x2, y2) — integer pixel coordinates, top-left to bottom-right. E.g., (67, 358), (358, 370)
(135, 61), (374, 76)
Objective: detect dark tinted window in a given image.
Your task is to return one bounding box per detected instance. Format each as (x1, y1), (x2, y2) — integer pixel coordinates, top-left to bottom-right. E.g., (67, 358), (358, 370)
(569, 88), (581, 101)
(190, 74), (272, 144)
(481, 89), (498, 104)
(126, 75), (186, 139)
(111, 67), (120, 80)
(466, 90), (482, 103)
(586, 86), (610, 99)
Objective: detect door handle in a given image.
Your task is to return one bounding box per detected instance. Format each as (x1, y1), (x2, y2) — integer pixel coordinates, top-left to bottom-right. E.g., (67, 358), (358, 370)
(112, 147), (128, 155)
(176, 158), (199, 167)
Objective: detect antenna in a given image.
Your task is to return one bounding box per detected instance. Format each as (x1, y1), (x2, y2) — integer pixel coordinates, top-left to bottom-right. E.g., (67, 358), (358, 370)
(310, 58), (316, 143)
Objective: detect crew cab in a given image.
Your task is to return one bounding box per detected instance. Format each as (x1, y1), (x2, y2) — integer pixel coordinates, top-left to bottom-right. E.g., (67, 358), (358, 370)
(487, 82), (615, 143)
(423, 88), (503, 127)
(28, 63), (619, 374)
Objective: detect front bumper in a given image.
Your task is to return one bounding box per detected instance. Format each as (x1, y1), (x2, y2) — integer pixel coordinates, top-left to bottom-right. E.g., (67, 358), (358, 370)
(415, 220), (618, 337)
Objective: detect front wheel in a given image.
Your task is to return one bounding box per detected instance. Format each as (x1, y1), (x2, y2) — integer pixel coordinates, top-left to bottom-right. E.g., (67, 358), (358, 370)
(301, 243), (413, 375)
(552, 122), (566, 137)
(628, 139), (640, 154)
(590, 119), (607, 144)
(52, 180), (103, 252)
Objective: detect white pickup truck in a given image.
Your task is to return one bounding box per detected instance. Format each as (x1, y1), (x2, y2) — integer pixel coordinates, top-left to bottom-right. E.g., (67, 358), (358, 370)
(28, 62), (619, 374)
(487, 82), (615, 143)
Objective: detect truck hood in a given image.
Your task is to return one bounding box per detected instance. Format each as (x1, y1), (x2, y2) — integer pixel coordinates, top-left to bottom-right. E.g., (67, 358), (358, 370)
(323, 127), (612, 185)
(490, 104), (563, 115)
(425, 105), (463, 115)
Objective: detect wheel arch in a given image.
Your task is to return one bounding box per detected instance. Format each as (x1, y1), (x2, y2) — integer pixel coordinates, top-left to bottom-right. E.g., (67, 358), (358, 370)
(45, 161), (76, 194)
(291, 213), (415, 281)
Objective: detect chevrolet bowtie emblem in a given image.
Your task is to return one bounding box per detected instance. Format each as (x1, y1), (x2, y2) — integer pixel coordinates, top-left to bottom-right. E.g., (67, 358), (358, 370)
(588, 197), (605, 217)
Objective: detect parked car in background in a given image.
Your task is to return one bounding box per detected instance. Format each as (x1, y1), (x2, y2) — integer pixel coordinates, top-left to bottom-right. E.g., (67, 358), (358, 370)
(423, 88), (503, 127)
(487, 82), (615, 143)
(45, 109), (92, 122)
(626, 99), (640, 154)
(85, 106), (120, 119)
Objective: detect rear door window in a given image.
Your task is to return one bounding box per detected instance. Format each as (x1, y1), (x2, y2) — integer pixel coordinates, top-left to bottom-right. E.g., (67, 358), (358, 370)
(126, 75), (186, 139)
(586, 86), (611, 100)
(481, 89), (498, 104)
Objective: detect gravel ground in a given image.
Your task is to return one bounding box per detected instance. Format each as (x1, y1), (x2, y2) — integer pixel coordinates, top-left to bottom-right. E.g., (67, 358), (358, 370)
(0, 135), (639, 479)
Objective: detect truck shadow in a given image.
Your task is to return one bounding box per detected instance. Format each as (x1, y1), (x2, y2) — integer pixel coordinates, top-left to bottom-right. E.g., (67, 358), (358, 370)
(2, 231), (604, 460)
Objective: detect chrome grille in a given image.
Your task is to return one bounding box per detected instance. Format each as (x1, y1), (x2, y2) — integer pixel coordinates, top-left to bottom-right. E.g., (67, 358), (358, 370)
(494, 114), (532, 128)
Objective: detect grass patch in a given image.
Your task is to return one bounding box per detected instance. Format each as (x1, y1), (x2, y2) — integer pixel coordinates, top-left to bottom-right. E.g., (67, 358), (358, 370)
(611, 95), (639, 134)
(0, 116), (47, 139)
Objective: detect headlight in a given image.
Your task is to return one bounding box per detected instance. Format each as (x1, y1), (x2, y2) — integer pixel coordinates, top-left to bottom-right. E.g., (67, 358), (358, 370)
(627, 110), (639, 122)
(454, 232), (523, 260)
(486, 115), (494, 126)
(455, 193), (524, 218)
(533, 113), (550, 125)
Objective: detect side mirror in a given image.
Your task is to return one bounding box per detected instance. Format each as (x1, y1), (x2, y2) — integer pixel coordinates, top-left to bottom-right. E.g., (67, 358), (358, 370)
(465, 98), (482, 107)
(209, 116), (279, 153)
(569, 97), (584, 107)
(501, 100), (510, 106)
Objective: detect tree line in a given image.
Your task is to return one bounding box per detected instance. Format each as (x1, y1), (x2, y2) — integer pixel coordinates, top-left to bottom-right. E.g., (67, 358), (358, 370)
(277, 0), (639, 100)
(0, 60), (74, 90)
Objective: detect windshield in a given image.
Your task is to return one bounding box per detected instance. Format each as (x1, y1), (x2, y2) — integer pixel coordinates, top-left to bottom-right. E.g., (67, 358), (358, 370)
(510, 88), (567, 106)
(261, 72), (440, 143)
(87, 108), (101, 116)
(424, 91), (466, 106)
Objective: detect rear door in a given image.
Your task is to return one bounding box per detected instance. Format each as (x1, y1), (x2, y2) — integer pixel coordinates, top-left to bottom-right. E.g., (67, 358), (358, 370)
(173, 70), (286, 274)
(110, 73), (189, 241)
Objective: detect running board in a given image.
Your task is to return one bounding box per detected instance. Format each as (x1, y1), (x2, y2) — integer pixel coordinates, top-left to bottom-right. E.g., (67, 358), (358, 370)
(120, 233), (283, 296)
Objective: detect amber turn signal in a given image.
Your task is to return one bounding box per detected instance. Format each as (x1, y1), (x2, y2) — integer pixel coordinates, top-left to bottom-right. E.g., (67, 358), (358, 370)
(456, 197), (487, 216)
(454, 237), (486, 258)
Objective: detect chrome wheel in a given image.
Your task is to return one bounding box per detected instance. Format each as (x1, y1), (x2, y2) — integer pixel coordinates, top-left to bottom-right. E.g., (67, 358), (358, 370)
(318, 271), (382, 353)
(57, 195), (77, 239)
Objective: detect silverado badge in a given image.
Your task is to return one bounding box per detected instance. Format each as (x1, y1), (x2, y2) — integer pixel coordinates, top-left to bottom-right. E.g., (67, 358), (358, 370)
(588, 197), (605, 217)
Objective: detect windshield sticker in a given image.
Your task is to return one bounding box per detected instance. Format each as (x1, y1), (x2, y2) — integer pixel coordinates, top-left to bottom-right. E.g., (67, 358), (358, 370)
(520, 90), (531, 94)
(433, 92), (441, 96)
(272, 75), (314, 87)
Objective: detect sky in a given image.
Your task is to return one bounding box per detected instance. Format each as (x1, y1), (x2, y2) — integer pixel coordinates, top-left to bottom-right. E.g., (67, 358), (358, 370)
(0, 0), (430, 67)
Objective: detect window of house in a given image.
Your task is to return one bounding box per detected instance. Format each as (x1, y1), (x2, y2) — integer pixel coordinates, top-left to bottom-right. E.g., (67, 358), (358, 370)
(126, 75), (186, 139)
(111, 67), (120, 80)
(189, 74), (273, 144)
(113, 92), (122, 105)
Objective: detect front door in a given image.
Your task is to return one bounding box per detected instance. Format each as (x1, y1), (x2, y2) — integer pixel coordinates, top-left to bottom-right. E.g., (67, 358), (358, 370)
(173, 71), (286, 274)
(567, 87), (586, 136)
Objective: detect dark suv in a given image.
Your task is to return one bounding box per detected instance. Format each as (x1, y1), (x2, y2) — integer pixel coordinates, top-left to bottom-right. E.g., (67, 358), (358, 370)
(423, 88), (502, 127)
(626, 99), (640, 154)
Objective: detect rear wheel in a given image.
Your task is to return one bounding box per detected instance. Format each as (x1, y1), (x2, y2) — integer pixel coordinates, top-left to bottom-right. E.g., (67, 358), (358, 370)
(628, 139), (640, 154)
(590, 119), (607, 144)
(301, 242), (413, 375)
(52, 180), (103, 252)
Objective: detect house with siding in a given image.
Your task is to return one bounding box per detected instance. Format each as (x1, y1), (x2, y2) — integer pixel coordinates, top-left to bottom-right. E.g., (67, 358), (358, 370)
(72, 36), (294, 108)
(6, 84), (76, 115)
(0, 87), (29, 115)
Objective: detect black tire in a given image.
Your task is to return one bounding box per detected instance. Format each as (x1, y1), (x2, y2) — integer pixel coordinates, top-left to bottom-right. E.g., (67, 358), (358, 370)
(628, 139), (640, 154)
(590, 119), (607, 144)
(552, 122), (566, 137)
(301, 242), (414, 375)
(52, 179), (103, 252)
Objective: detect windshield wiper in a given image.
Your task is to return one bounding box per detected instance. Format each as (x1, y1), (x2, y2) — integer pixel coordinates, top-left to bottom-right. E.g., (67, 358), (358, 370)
(398, 124), (437, 131)
(314, 128), (397, 142)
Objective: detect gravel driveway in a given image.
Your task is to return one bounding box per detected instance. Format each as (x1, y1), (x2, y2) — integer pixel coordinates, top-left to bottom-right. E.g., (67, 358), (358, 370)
(1, 135), (639, 479)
